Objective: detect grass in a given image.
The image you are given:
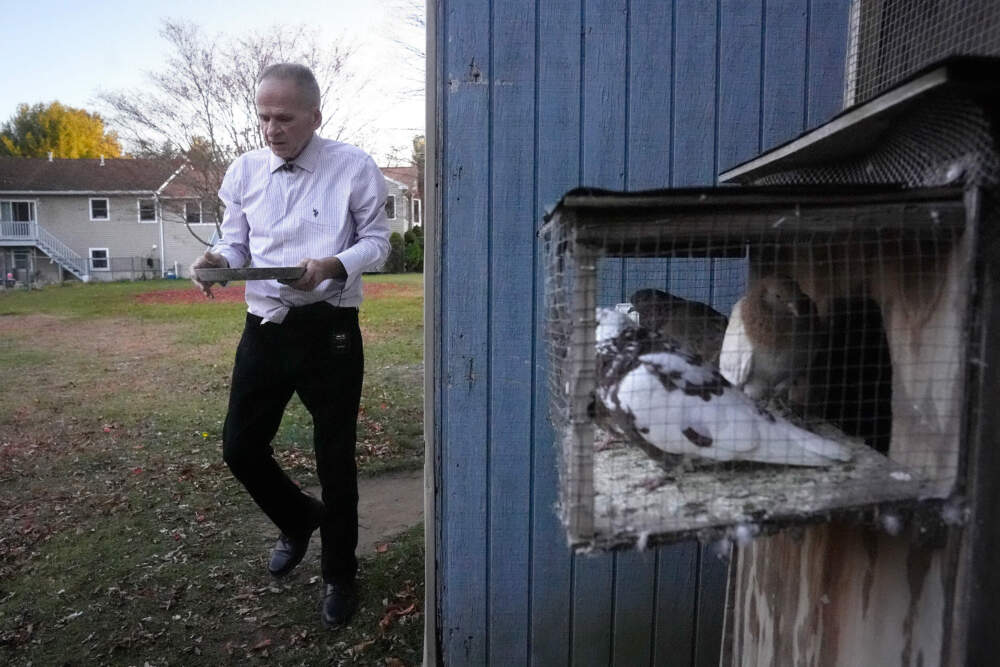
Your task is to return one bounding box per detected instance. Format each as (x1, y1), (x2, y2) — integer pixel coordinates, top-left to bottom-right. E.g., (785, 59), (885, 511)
(0, 274), (425, 665)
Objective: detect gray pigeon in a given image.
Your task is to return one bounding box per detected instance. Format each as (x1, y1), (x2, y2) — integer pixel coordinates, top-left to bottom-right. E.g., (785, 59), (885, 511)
(719, 275), (822, 401)
(594, 308), (851, 467)
(628, 289), (729, 363)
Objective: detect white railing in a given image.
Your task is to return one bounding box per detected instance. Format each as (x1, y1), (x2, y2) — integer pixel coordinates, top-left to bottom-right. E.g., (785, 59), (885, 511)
(0, 220), (37, 240)
(36, 225), (86, 278)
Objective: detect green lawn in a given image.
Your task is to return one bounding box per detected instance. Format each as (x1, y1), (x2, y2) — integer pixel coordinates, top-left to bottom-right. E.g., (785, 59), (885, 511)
(0, 274), (424, 665)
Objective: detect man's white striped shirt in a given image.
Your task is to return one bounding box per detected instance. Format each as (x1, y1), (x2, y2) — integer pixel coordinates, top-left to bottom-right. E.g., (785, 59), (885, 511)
(212, 135), (391, 323)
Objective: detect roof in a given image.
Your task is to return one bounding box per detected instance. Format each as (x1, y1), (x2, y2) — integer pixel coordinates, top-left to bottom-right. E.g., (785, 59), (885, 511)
(0, 156), (196, 195)
(380, 165), (420, 196)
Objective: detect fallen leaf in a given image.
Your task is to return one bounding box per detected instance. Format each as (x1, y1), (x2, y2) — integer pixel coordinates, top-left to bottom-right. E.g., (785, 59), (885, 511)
(252, 638), (272, 651)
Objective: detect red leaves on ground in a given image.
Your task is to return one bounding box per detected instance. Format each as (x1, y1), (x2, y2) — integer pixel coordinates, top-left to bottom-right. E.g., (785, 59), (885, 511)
(378, 581), (419, 632)
(134, 286), (246, 304)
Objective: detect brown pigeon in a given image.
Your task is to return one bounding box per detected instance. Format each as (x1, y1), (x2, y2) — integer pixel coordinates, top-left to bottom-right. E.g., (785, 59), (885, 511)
(719, 275), (822, 401)
(628, 288), (729, 363)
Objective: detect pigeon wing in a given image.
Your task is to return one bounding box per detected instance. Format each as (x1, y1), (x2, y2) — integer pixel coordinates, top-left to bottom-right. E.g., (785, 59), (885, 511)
(617, 350), (852, 466)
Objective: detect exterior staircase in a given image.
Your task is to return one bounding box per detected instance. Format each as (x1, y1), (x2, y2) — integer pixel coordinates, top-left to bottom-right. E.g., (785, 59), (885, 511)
(0, 221), (89, 281)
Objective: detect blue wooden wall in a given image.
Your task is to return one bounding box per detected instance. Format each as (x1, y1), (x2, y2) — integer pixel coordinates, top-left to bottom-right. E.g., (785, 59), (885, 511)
(432, 1), (850, 664)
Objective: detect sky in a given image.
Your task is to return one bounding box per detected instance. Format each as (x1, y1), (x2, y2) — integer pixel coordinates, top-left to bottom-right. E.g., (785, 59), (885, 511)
(0, 0), (424, 164)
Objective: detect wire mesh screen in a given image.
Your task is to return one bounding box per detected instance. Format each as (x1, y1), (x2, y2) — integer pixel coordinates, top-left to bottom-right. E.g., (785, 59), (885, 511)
(542, 190), (970, 549)
(844, 0), (1000, 106)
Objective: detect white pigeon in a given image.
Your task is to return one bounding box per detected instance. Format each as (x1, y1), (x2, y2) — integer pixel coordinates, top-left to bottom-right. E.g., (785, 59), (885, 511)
(719, 275), (822, 401)
(594, 307), (852, 467)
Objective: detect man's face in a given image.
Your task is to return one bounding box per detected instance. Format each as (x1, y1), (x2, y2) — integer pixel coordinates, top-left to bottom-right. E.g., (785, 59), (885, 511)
(255, 77), (322, 161)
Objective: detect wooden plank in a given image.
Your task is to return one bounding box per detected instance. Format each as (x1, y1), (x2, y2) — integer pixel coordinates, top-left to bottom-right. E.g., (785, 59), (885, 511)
(673, 0), (717, 187)
(627, 0), (673, 190)
(572, 0), (627, 662)
(961, 187), (1000, 664)
(529, 1), (581, 663)
(762, 0), (808, 150)
(652, 541), (699, 665)
(439, 0), (491, 663)
(731, 523), (956, 666)
(806, 0), (850, 128)
(696, 543), (732, 667)
(572, 555), (614, 666)
(425, 0), (441, 661)
(612, 3), (676, 661)
(487, 0), (537, 663)
(719, 0), (763, 172)
(673, 4), (728, 665)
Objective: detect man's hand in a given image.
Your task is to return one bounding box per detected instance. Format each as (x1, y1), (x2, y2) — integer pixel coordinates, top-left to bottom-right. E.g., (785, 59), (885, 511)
(281, 257), (347, 291)
(190, 251), (229, 299)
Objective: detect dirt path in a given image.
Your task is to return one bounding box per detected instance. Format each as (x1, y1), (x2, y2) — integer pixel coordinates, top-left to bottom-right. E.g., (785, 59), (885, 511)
(306, 468), (424, 555)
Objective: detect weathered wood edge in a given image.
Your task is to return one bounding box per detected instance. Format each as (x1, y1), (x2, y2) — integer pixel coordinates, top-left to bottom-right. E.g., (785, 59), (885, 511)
(568, 496), (957, 554)
(955, 185), (1000, 665)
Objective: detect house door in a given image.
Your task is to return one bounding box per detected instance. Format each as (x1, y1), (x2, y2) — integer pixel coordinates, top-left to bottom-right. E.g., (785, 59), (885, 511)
(13, 249), (29, 284)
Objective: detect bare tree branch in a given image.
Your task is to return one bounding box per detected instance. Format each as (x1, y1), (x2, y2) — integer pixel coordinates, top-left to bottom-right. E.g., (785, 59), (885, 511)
(97, 18), (376, 229)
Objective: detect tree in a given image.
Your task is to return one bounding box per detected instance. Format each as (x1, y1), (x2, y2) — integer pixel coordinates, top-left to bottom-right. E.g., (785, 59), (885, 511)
(411, 134), (425, 205)
(0, 102), (121, 158)
(99, 19), (374, 228)
(382, 0), (425, 97)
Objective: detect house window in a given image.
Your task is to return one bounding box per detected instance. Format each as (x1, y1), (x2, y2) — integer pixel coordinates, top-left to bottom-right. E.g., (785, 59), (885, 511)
(90, 198), (109, 221)
(412, 198), (422, 225)
(137, 199), (156, 223)
(184, 201), (202, 224)
(89, 248), (110, 271)
(1, 200), (36, 223)
(385, 194), (396, 220)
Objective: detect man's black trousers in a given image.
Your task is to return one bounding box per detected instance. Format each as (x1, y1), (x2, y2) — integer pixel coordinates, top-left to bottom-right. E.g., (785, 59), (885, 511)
(222, 302), (363, 584)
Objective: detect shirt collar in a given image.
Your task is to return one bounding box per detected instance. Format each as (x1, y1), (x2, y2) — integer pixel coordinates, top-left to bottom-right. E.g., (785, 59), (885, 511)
(268, 134), (319, 174)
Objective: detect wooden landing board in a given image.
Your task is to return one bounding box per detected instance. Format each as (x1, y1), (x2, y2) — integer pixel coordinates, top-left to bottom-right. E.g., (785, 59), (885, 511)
(582, 431), (936, 551)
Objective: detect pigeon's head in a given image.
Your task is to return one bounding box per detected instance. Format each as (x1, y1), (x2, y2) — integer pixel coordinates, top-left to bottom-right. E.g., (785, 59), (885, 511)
(596, 307), (633, 344)
(758, 275), (813, 316)
(629, 288), (672, 310)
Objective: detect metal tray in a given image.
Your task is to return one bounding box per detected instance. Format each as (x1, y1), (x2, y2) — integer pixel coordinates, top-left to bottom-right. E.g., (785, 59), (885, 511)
(194, 266), (306, 282)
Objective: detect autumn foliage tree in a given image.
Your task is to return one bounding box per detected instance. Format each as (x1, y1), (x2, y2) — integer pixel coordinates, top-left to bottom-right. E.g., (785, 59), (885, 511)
(0, 102), (122, 158)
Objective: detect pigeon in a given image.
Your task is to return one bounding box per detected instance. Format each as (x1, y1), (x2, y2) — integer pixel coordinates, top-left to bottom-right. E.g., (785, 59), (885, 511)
(719, 275), (822, 401)
(593, 308), (852, 467)
(628, 288), (728, 363)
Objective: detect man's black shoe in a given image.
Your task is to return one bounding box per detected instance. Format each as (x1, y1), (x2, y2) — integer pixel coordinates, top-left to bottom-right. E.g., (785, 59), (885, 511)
(322, 580), (358, 628)
(268, 531), (313, 577)
(268, 498), (324, 577)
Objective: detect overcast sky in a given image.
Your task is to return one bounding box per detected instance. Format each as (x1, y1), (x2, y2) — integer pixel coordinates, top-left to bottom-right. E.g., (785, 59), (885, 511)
(0, 0), (424, 163)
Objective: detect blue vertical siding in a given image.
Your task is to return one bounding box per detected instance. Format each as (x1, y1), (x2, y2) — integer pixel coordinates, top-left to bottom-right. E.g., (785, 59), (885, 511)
(435, 1), (851, 664)
(439, 0), (490, 663)
(573, 2), (628, 665)
(488, 1), (537, 664)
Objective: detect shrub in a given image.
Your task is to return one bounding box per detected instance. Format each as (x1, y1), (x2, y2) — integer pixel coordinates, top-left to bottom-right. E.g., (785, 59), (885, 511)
(385, 232), (406, 273)
(403, 227), (423, 272)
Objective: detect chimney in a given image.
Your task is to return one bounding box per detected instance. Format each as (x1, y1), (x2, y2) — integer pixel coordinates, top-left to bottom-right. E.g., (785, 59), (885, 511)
(48, 151), (53, 162)
(100, 155), (105, 167)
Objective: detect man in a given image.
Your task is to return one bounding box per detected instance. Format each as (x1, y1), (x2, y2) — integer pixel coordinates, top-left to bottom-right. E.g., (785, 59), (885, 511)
(191, 63), (391, 628)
